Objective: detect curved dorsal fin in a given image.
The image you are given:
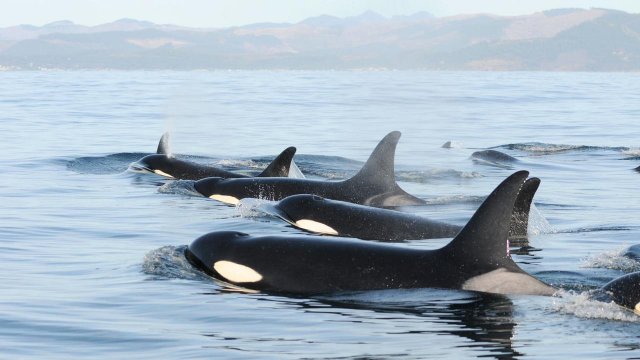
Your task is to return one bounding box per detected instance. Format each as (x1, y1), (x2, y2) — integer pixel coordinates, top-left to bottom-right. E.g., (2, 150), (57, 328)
(258, 147), (297, 177)
(156, 132), (170, 155)
(444, 171), (529, 267)
(346, 131), (400, 188)
(509, 177), (540, 238)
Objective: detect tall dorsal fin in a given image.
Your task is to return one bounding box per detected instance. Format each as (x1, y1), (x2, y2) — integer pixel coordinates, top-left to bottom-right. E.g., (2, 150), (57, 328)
(509, 177), (540, 238)
(156, 132), (170, 155)
(258, 147), (297, 177)
(444, 171), (529, 268)
(346, 131), (400, 188)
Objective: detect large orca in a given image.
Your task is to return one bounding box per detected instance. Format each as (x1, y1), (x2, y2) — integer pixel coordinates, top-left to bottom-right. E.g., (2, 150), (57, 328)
(129, 133), (297, 180)
(194, 131), (426, 207)
(267, 177), (540, 240)
(185, 170), (556, 296)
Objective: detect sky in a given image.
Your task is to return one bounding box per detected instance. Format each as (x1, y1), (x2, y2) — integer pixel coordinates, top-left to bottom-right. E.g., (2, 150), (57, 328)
(1, 0), (640, 28)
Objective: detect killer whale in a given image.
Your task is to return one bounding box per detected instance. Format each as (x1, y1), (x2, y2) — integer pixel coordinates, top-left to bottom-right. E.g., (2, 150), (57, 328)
(194, 131), (426, 207)
(600, 272), (640, 313)
(185, 170), (556, 296)
(268, 177), (540, 240)
(129, 133), (297, 180)
(471, 150), (519, 168)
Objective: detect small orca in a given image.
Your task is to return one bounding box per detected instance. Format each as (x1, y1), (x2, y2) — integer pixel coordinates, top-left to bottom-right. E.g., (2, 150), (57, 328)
(194, 131), (426, 207)
(185, 170), (556, 296)
(601, 272), (640, 314)
(129, 133), (297, 180)
(268, 177), (540, 240)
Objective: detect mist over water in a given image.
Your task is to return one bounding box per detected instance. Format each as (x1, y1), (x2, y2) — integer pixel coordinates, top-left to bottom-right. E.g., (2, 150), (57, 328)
(2, 70), (640, 358)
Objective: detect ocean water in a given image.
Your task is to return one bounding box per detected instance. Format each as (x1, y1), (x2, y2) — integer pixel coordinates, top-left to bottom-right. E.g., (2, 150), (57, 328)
(2, 70), (640, 359)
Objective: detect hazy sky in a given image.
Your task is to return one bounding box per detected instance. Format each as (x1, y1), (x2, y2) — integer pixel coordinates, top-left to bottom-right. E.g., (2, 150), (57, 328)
(2, 0), (640, 27)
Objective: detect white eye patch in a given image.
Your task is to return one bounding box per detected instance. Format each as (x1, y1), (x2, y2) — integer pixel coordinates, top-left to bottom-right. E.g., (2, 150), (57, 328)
(295, 219), (339, 235)
(213, 260), (263, 283)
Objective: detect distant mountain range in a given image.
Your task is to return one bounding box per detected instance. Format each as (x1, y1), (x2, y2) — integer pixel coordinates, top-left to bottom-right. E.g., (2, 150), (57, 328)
(1, 8), (639, 71)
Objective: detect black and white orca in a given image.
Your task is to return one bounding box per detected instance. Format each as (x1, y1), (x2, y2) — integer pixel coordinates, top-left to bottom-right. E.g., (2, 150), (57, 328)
(129, 133), (296, 180)
(185, 170), (555, 296)
(268, 177), (540, 240)
(194, 131), (426, 207)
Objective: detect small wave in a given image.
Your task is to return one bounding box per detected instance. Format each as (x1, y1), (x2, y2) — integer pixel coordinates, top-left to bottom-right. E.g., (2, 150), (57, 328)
(396, 169), (482, 183)
(552, 290), (639, 322)
(142, 245), (208, 281)
(66, 152), (148, 174)
(582, 247), (640, 273)
(497, 143), (629, 154)
(424, 195), (486, 205)
(562, 226), (633, 234)
(157, 180), (200, 196)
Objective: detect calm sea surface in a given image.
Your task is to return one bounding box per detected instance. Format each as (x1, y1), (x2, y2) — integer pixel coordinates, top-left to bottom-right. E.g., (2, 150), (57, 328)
(2, 70), (640, 359)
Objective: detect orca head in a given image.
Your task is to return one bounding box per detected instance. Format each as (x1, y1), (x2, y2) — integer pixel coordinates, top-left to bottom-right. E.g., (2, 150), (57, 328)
(129, 154), (175, 178)
(276, 194), (326, 221)
(185, 231), (263, 283)
(274, 194), (339, 235)
(601, 272), (640, 313)
(129, 132), (175, 177)
(194, 177), (240, 204)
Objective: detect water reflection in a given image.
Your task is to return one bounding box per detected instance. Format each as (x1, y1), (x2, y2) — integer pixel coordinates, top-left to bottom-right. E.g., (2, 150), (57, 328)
(316, 291), (521, 360)
(211, 286), (522, 359)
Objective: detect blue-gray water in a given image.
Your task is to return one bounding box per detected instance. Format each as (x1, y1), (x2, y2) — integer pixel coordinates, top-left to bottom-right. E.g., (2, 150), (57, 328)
(2, 70), (640, 359)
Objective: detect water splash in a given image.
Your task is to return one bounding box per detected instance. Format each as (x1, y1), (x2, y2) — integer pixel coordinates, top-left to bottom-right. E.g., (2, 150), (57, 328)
(552, 290), (639, 322)
(236, 198), (278, 218)
(622, 148), (640, 157)
(142, 245), (208, 281)
(157, 180), (200, 196)
(582, 247), (640, 273)
(527, 203), (555, 235)
(287, 160), (306, 179)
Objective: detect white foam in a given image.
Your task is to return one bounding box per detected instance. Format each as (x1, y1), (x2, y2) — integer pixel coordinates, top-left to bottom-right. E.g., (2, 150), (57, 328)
(582, 246), (640, 272)
(622, 148), (640, 157)
(236, 198), (277, 218)
(552, 290), (640, 322)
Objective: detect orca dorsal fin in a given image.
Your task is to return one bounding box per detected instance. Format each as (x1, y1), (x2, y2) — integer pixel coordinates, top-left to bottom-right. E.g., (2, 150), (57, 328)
(509, 177), (540, 238)
(444, 171), (529, 268)
(156, 132), (170, 155)
(346, 131), (401, 188)
(258, 147), (297, 177)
